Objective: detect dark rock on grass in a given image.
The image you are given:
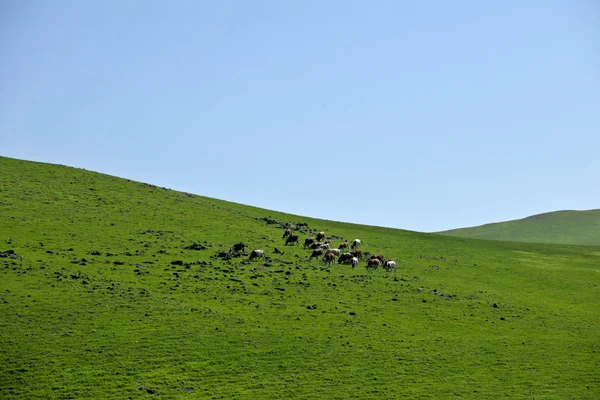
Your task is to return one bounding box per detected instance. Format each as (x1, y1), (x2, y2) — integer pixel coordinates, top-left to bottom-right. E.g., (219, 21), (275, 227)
(259, 217), (280, 225)
(0, 250), (17, 258)
(184, 242), (206, 251)
(113, 261), (125, 265)
(306, 304), (317, 310)
(105, 252), (117, 256)
(273, 247), (284, 254)
(88, 250), (101, 256)
(171, 260), (184, 266)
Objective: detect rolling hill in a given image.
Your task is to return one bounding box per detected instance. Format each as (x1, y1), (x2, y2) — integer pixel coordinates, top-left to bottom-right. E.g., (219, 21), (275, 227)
(438, 209), (600, 246)
(1, 155), (599, 399)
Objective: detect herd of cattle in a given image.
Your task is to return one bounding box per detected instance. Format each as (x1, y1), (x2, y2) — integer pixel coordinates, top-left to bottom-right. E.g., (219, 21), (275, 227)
(230, 228), (397, 271)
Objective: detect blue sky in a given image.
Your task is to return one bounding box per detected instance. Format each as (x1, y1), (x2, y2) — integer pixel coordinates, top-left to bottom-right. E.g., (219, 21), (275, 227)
(1, 1), (599, 232)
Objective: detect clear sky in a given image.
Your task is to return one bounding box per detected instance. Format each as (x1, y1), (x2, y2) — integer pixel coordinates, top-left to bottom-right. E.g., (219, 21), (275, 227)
(1, 1), (599, 232)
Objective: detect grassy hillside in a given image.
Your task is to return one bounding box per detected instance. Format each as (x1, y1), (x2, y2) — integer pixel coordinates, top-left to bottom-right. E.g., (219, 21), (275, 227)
(1, 155), (599, 399)
(438, 209), (600, 246)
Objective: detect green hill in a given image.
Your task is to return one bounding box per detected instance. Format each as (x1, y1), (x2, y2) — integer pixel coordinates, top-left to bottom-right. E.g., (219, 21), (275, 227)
(438, 210), (600, 246)
(1, 155), (599, 399)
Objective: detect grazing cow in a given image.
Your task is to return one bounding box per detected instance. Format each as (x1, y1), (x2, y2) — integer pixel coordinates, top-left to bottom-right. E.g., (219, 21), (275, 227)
(283, 228), (292, 238)
(350, 257), (359, 269)
(338, 252), (353, 264)
(383, 260), (397, 271)
(351, 239), (361, 249)
(316, 231), (325, 241)
(372, 253), (384, 262)
(318, 242), (330, 250)
(249, 249), (264, 260)
(339, 242), (349, 250)
(230, 242), (245, 253)
(304, 237), (315, 248)
(350, 249), (362, 260)
(310, 242), (322, 250)
(367, 258), (381, 270)
(326, 248), (341, 257)
(285, 234), (299, 245)
(310, 248), (325, 259)
(323, 252), (336, 265)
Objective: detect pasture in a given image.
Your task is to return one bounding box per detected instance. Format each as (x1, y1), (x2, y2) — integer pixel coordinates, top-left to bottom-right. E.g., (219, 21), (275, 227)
(1, 156), (599, 399)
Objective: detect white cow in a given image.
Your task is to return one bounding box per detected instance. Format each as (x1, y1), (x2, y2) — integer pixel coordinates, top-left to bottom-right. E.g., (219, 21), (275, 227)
(351, 239), (361, 249)
(249, 249), (264, 260)
(326, 248), (341, 257)
(383, 260), (396, 271)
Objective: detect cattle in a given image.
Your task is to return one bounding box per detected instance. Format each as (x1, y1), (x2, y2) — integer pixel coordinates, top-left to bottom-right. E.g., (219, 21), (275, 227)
(316, 231), (325, 241)
(318, 242), (330, 250)
(339, 242), (349, 250)
(350, 257), (359, 269)
(230, 242), (245, 253)
(351, 239), (361, 249)
(310, 248), (325, 259)
(283, 228), (292, 238)
(371, 253), (384, 262)
(338, 252), (353, 264)
(350, 249), (362, 260)
(323, 252), (336, 265)
(285, 234), (299, 245)
(304, 237), (316, 248)
(249, 249), (264, 260)
(366, 258), (380, 270)
(383, 260), (397, 271)
(326, 248), (341, 257)
(310, 242), (322, 250)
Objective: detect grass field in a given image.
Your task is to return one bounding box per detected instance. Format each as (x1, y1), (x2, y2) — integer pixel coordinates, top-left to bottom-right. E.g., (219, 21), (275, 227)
(438, 209), (600, 246)
(1, 156), (599, 399)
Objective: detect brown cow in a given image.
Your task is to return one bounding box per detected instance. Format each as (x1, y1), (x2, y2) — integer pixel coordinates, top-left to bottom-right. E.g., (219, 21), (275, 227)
(323, 252), (336, 265)
(350, 249), (362, 260)
(339, 242), (349, 250)
(367, 258), (381, 270)
(372, 253), (384, 262)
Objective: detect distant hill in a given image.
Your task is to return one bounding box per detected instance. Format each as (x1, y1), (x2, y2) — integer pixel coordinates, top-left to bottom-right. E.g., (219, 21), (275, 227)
(438, 209), (600, 246)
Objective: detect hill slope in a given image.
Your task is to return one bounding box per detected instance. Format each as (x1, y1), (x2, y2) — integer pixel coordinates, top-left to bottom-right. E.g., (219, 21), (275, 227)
(438, 209), (600, 246)
(1, 155), (599, 399)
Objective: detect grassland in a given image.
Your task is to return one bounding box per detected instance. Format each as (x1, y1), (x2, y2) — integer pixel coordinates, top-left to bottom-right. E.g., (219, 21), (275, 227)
(438, 209), (600, 246)
(1, 155), (599, 399)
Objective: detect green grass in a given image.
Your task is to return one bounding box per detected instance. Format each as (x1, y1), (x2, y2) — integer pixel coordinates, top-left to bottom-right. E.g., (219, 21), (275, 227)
(437, 209), (600, 246)
(1, 155), (599, 399)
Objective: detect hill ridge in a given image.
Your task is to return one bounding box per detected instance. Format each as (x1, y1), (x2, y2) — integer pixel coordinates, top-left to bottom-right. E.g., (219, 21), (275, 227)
(438, 209), (600, 246)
